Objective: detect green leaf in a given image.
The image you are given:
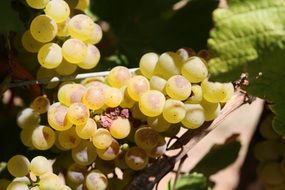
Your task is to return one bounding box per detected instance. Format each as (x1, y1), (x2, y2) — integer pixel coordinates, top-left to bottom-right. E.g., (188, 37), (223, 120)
(207, 0), (285, 134)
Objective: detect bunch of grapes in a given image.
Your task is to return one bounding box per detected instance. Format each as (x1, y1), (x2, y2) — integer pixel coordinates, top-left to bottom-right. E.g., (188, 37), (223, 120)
(21, 0), (102, 77)
(3, 49), (234, 189)
(254, 114), (285, 190)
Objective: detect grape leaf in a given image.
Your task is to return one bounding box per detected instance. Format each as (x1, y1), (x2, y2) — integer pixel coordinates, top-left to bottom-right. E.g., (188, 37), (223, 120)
(207, 0), (285, 134)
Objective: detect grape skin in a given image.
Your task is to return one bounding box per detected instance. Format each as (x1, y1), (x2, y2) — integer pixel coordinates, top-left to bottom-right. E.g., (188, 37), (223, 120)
(139, 90), (165, 117)
(109, 117), (131, 139)
(7, 155), (30, 177)
(44, 0), (70, 23)
(72, 141), (97, 166)
(30, 156), (52, 176)
(37, 43), (63, 69)
(31, 125), (56, 150)
(125, 147), (148, 170)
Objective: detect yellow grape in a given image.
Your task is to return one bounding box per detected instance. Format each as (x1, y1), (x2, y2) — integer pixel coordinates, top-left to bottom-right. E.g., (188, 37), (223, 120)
(67, 163), (87, 185)
(78, 44), (100, 69)
(135, 127), (160, 150)
(185, 85), (203, 104)
(31, 125), (56, 150)
(139, 52), (159, 79)
(201, 99), (220, 121)
(181, 56), (208, 83)
(20, 126), (36, 148)
(26, 0), (49, 9)
(220, 82), (235, 103)
(76, 118), (97, 139)
(104, 87), (123, 108)
(57, 83), (86, 106)
(147, 115), (171, 132)
(39, 173), (63, 190)
(149, 75), (167, 94)
(62, 39), (87, 64)
(55, 58), (77, 76)
(182, 104), (205, 129)
(37, 67), (59, 89)
(38, 43), (62, 69)
(72, 141), (97, 166)
(30, 95), (50, 114)
(30, 156), (52, 176)
(85, 23), (102, 44)
(139, 90), (165, 117)
(96, 140), (120, 160)
(7, 155), (30, 177)
(48, 102), (73, 131)
(17, 108), (40, 129)
(120, 86), (135, 108)
(109, 117), (131, 139)
(82, 86), (105, 110)
(75, 0), (90, 11)
(44, 0), (70, 23)
(58, 127), (81, 149)
(21, 30), (44, 53)
(107, 66), (131, 88)
(57, 18), (70, 37)
(165, 75), (191, 100)
(162, 99), (186, 123)
(67, 103), (89, 125)
(92, 128), (113, 149)
(127, 75), (150, 101)
(201, 79), (226, 103)
(7, 181), (29, 190)
(68, 14), (94, 41)
(85, 169), (108, 190)
(30, 15), (57, 43)
(125, 147), (148, 170)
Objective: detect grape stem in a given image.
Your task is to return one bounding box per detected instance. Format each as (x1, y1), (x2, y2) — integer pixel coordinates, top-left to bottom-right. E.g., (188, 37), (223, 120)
(125, 89), (250, 190)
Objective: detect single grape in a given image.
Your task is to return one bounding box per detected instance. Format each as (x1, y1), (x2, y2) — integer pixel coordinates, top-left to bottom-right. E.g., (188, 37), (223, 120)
(62, 39), (87, 64)
(38, 43), (62, 69)
(20, 126), (36, 148)
(7, 155), (30, 177)
(182, 104), (205, 129)
(58, 127), (81, 149)
(57, 83), (86, 106)
(104, 87), (123, 108)
(97, 139), (120, 161)
(134, 127), (160, 150)
(17, 108), (40, 129)
(30, 156), (52, 176)
(57, 18), (70, 37)
(44, 0), (70, 23)
(139, 90), (165, 117)
(32, 125), (56, 150)
(162, 99), (186, 123)
(125, 147), (148, 170)
(181, 56), (208, 83)
(56, 59), (77, 76)
(200, 99), (221, 121)
(220, 83), (235, 103)
(147, 115), (171, 132)
(85, 23), (102, 44)
(39, 173), (64, 190)
(85, 169), (108, 190)
(184, 85), (203, 104)
(67, 103), (89, 125)
(72, 141), (97, 166)
(149, 75), (167, 94)
(68, 14), (94, 41)
(139, 52), (159, 79)
(78, 44), (100, 69)
(201, 79), (226, 103)
(76, 118), (97, 139)
(146, 135), (166, 158)
(30, 95), (50, 114)
(75, 0), (90, 11)
(109, 117), (131, 139)
(120, 86), (135, 108)
(165, 75), (191, 100)
(25, 0), (49, 9)
(7, 181), (29, 190)
(107, 66), (131, 88)
(67, 163), (87, 185)
(254, 140), (281, 162)
(48, 102), (73, 131)
(21, 30), (44, 53)
(127, 75), (150, 101)
(82, 86), (105, 110)
(92, 128), (113, 149)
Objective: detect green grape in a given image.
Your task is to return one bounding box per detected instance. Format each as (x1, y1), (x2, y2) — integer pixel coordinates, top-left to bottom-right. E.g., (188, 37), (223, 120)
(92, 128), (113, 149)
(57, 18), (70, 37)
(138, 90), (165, 117)
(162, 99), (186, 123)
(104, 87), (123, 108)
(125, 146), (148, 170)
(30, 186), (41, 190)
(200, 98), (221, 121)
(78, 44), (100, 69)
(259, 114), (279, 140)
(184, 85), (203, 104)
(7, 155), (30, 177)
(259, 162), (285, 185)
(44, 0), (70, 23)
(67, 103), (89, 125)
(38, 43), (62, 69)
(30, 95), (50, 114)
(7, 181), (29, 190)
(82, 86), (105, 110)
(75, 0), (90, 11)
(182, 104), (205, 129)
(48, 102), (73, 131)
(181, 56), (208, 83)
(120, 86), (135, 108)
(67, 163), (87, 185)
(17, 108), (40, 129)
(254, 140), (281, 162)
(12, 176), (30, 184)
(201, 79), (226, 103)
(97, 140), (120, 160)
(72, 140), (97, 166)
(154, 52), (183, 79)
(127, 75), (150, 101)
(30, 15), (57, 43)
(139, 52), (159, 79)
(85, 169), (108, 190)
(30, 156), (52, 176)
(32, 125), (56, 150)
(21, 30), (44, 53)
(68, 14), (94, 41)
(37, 67), (60, 89)
(220, 82), (234, 103)
(109, 117), (131, 139)
(147, 115), (171, 132)
(107, 66), (131, 88)
(56, 59), (77, 76)
(76, 118), (97, 139)
(135, 127), (160, 150)
(39, 173), (64, 190)
(62, 39), (87, 64)
(165, 75), (191, 100)
(58, 127), (81, 149)
(149, 75), (167, 94)
(20, 126), (36, 148)
(25, 0), (49, 9)
(146, 135), (166, 158)
(131, 103), (147, 121)
(58, 83), (86, 106)
(0, 179), (10, 189)
(85, 23), (102, 44)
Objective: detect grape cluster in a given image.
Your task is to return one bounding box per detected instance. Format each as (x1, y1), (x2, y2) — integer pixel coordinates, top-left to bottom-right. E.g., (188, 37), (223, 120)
(22, 0), (102, 76)
(254, 114), (285, 190)
(7, 49), (234, 189)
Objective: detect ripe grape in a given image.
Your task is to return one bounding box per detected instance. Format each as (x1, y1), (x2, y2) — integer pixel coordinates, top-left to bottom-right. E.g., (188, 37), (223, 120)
(75, 0), (90, 11)
(104, 87), (123, 108)
(25, 0), (49, 9)
(147, 115), (171, 132)
(76, 118), (97, 139)
(200, 98), (221, 121)
(72, 141), (97, 166)
(21, 30), (44, 53)
(92, 128), (113, 149)
(68, 14), (94, 41)
(55, 59), (77, 76)
(57, 83), (86, 106)
(38, 43), (63, 69)
(57, 18), (70, 37)
(39, 173), (64, 190)
(67, 103), (89, 125)
(96, 139), (120, 160)
(30, 156), (52, 176)
(201, 79), (226, 103)
(146, 135), (166, 158)
(7, 181), (29, 190)
(139, 90), (165, 117)
(85, 169), (108, 190)
(125, 147), (148, 170)
(78, 44), (100, 69)
(120, 86), (135, 108)
(127, 75), (150, 101)
(58, 127), (81, 149)
(67, 163), (87, 185)
(165, 75), (191, 100)
(185, 85), (203, 104)
(181, 56), (208, 83)
(134, 127), (160, 150)
(149, 75), (167, 94)
(44, 0), (70, 23)
(85, 23), (102, 44)
(62, 39), (87, 64)
(7, 155), (30, 177)
(109, 117), (131, 139)
(220, 82), (235, 103)
(30, 95), (50, 114)
(107, 66), (132, 88)
(48, 102), (73, 131)
(162, 99), (186, 123)
(82, 86), (105, 110)
(182, 104), (205, 129)
(31, 125), (56, 150)
(139, 52), (159, 79)
(17, 108), (40, 129)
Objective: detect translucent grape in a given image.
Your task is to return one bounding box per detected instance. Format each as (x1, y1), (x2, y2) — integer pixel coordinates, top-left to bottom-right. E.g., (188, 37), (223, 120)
(120, 86), (135, 108)
(85, 170), (108, 190)
(162, 99), (186, 124)
(182, 104), (205, 129)
(37, 67), (59, 89)
(30, 156), (51, 176)
(181, 56), (208, 83)
(125, 147), (148, 170)
(165, 75), (191, 100)
(107, 66), (131, 88)
(146, 135), (166, 158)
(97, 140), (120, 160)
(109, 117), (131, 139)
(55, 59), (77, 76)
(20, 126), (36, 148)
(201, 79), (226, 103)
(78, 44), (100, 69)
(200, 99), (221, 121)
(30, 95), (50, 114)
(32, 125), (56, 150)
(57, 83), (86, 106)
(57, 18), (70, 37)
(149, 75), (167, 94)
(92, 128), (113, 149)
(139, 52), (159, 79)
(48, 102), (73, 131)
(39, 173), (63, 190)
(185, 85), (203, 104)
(104, 87), (123, 108)
(7, 155), (30, 177)
(67, 163), (87, 185)
(21, 30), (44, 53)
(259, 162), (285, 185)
(72, 141), (97, 166)
(135, 127), (160, 150)
(138, 90), (165, 117)
(44, 0), (70, 23)
(220, 82), (234, 103)
(68, 14), (94, 41)
(62, 39), (87, 64)
(67, 103), (89, 125)
(85, 23), (102, 44)
(259, 114), (279, 140)
(58, 127), (81, 149)
(26, 0), (49, 9)
(127, 75), (150, 101)
(147, 115), (171, 132)
(30, 15), (57, 43)
(7, 181), (29, 190)
(75, 0), (90, 11)
(76, 118), (97, 139)
(254, 140), (281, 162)
(11, 176), (30, 184)
(38, 43), (62, 69)
(17, 108), (40, 129)
(82, 86), (105, 110)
